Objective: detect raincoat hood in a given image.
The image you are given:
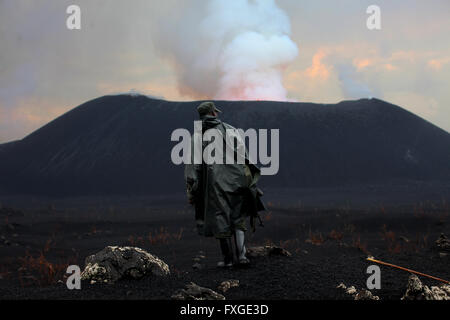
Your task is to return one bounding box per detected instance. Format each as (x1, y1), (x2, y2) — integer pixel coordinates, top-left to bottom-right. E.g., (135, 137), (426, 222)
(200, 115), (222, 130)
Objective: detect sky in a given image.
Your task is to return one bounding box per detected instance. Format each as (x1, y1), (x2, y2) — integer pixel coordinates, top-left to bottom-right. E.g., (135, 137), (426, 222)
(1, 0), (450, 143)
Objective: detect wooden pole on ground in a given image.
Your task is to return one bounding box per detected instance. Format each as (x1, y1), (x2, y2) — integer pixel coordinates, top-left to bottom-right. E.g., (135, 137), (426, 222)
(366, 257), (449, 285)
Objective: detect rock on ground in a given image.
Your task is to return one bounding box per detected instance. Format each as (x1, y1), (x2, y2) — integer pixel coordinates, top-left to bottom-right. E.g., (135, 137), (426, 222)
(354, 289), (380, 300)
(192, 262), (204, 270)
(246, 246), (291, 258)
(336, 283), (380, 300)
(436, 234), (450, 252)
(402, 274), (450, 300)
(81, 246), (170, 284)
(218, 279), (240, 293)
(171, 282), (225, 300)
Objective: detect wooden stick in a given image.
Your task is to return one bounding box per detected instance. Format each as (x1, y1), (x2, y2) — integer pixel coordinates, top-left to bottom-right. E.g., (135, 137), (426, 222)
(366, 257), (449, 284)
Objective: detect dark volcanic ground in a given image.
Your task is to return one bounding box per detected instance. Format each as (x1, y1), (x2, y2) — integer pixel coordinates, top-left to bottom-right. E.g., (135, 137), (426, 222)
(0, 186), (449, 300)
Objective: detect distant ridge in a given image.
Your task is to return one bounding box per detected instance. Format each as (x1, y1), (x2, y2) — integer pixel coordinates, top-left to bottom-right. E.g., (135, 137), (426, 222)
(1, 95), (449, 196)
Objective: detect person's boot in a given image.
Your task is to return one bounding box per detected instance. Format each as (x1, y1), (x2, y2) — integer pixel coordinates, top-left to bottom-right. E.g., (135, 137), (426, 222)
(234, 230), (250, 265)
(217, 238), (233, 268)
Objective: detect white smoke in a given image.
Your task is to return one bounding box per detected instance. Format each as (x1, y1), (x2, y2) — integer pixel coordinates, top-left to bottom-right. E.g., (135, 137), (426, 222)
(154, 0), (298, 101)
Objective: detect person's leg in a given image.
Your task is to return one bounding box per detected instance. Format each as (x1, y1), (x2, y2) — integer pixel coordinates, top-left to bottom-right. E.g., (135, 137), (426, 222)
(217, 237), (233, 267)
(234, 229), (250, 265)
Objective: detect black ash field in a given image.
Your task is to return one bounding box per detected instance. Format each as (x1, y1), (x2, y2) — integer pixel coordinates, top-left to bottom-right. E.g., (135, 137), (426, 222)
(0, 185), (449, 300)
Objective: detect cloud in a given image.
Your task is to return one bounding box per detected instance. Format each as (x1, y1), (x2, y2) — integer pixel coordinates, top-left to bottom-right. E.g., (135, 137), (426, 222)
(0, 97), (70, 142)
(153, 0), (298, 101)
(305, 50), (330, 80)
(353, 58), (373, 71)
(428, 57), (450, 70)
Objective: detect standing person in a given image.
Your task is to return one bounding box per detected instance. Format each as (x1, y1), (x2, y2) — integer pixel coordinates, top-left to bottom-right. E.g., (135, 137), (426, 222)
(185, 101), (265, 267)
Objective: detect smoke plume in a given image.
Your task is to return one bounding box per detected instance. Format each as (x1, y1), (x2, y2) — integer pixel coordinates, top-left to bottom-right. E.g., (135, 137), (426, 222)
(154, 0), (298, 101)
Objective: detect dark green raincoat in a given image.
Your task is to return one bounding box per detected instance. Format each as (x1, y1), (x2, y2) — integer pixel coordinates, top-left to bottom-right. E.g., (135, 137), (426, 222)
(184, 115), (265, 239)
